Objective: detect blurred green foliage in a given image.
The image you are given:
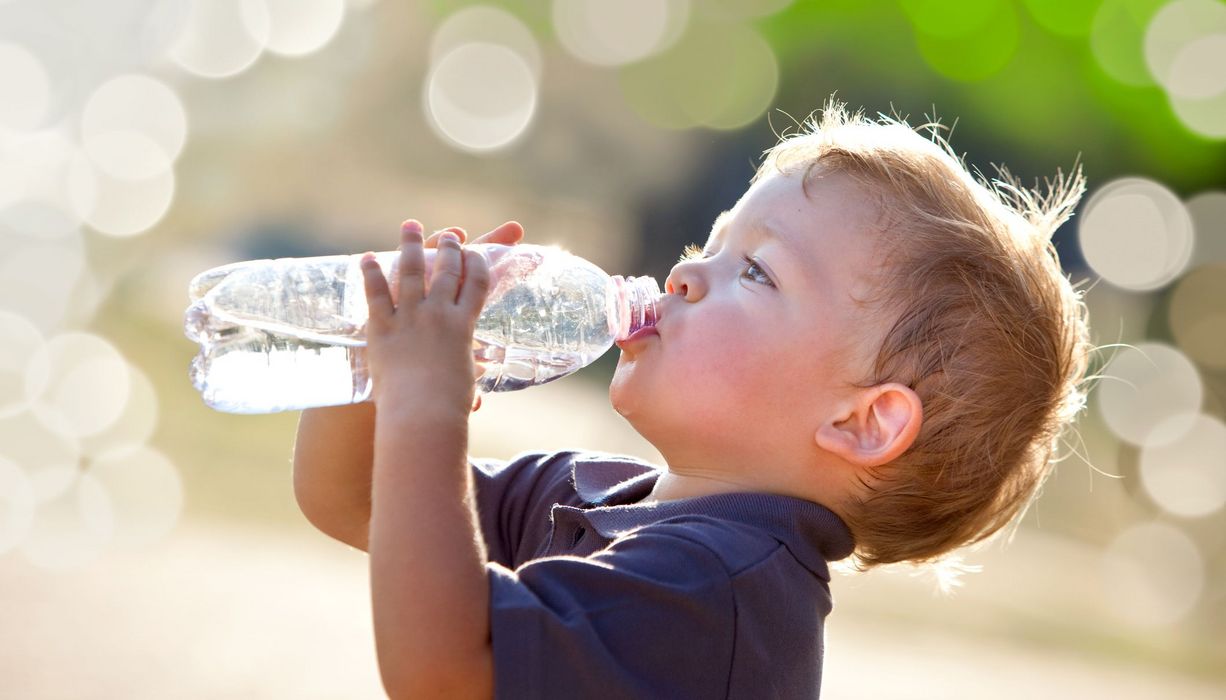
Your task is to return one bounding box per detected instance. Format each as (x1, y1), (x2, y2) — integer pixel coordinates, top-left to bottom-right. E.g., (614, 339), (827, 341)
(426, 0), (1225, 195)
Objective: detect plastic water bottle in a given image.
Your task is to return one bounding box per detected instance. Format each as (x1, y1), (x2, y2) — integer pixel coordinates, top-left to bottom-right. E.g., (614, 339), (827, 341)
(184, 244), (660, 413)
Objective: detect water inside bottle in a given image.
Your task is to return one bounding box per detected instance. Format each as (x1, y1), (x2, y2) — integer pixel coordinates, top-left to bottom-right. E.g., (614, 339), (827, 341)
(191, 324), (361, 413)
(190, 323), (601, 412)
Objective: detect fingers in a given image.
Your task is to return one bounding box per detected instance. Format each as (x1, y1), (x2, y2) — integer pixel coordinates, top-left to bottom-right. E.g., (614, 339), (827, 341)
(471, 221), (524, 246)
(395, 220), (493, 313)
(456, 248), (491, 314)
(397, 220), (427, 309)
(426, 231), (465, 304)
(360, 253), (394, 321)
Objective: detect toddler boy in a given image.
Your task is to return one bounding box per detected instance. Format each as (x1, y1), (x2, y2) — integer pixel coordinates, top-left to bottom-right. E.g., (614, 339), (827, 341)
(292, 101), (1091, 698)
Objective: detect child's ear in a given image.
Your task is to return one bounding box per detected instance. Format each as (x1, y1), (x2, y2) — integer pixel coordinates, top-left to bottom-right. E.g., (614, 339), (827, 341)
(814, 383), (923, 468)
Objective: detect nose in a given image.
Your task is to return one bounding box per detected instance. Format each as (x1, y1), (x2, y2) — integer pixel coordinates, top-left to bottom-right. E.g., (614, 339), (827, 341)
(665, 259), (705, 301)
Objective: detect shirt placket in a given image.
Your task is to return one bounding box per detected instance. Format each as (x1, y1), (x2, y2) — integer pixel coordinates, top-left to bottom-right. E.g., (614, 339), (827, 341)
(546, 505), (607, 557)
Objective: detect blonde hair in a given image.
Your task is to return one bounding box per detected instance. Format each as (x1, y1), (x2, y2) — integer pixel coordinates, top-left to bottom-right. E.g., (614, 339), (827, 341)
(757, 100), (1093, 568)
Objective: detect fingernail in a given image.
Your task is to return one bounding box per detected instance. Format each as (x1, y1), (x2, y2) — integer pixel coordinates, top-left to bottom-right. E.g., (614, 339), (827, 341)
(440, 232), (459, 244)
(401, 220), (423, 235)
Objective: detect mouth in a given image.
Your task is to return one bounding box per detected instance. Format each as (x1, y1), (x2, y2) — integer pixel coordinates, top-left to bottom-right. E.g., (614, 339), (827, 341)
(615, 325), (659, 351)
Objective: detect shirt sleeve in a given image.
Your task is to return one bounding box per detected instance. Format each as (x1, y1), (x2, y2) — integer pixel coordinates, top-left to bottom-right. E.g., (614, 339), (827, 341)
(487, 522), (736, 699)
(470, 451), (582, 568)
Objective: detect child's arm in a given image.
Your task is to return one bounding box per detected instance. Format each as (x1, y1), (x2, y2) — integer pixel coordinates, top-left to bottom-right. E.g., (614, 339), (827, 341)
(291, 222), (523, 552)
(292, 402), (376, 549)
(361, 222), (493, 699)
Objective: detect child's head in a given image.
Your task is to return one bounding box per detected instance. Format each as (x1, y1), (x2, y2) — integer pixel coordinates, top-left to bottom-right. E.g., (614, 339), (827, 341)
(610, 100), (1092, 569)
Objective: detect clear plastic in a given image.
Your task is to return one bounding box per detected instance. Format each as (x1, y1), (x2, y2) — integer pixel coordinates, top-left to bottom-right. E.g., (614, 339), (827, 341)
(184, 244), (659, 413)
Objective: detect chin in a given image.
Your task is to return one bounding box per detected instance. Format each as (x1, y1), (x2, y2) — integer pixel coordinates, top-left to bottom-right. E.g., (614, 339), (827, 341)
(609, 366), (652, 423)
(608, 371), (634, 418)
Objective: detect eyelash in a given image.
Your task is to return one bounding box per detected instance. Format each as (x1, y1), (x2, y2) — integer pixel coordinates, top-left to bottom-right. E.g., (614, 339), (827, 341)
(678, 244), (775, 287)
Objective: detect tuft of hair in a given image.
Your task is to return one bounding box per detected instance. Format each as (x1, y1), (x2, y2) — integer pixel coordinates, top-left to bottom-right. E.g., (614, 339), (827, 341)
(758, 98), (1094, 570)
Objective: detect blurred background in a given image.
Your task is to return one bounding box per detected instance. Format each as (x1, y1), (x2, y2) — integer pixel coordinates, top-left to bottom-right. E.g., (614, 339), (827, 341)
(1, 0), (1224, 697)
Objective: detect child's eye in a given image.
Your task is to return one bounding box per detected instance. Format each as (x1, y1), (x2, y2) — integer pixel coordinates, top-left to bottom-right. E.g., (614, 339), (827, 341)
(741, 255), (775, 287)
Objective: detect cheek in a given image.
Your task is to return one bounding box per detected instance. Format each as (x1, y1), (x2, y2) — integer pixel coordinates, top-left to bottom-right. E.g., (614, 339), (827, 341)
(661, 328), (770, 397)
(685, 329), (820, 407)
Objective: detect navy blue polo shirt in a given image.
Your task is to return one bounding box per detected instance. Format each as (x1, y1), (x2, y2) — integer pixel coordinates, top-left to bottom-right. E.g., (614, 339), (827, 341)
(471, 450), (855, 699)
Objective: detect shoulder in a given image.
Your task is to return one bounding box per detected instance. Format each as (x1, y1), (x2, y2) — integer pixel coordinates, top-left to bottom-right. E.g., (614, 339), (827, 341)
(608, 515), (787, 580)
(470, 450), (583, 502)
(471, 449), (577, 479)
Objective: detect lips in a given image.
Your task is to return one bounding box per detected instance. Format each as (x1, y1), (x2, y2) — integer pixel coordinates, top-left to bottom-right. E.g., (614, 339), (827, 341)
(615, 325), (659, 350)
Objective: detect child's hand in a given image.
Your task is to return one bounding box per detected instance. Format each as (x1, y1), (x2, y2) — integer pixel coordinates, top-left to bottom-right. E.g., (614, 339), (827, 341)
(420, 221), (523, 412)
(360, 221), (491, 420)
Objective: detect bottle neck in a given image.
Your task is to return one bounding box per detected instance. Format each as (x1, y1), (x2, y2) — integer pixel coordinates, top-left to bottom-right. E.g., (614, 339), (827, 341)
(611, 275), (661, 341)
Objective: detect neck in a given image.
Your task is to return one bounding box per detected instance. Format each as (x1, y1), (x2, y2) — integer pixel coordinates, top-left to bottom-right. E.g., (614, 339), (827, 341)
(642, 468), (754, 504)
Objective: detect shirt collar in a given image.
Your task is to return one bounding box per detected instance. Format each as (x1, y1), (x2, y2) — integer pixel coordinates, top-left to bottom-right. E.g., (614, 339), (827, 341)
(567, 453), (856, 575)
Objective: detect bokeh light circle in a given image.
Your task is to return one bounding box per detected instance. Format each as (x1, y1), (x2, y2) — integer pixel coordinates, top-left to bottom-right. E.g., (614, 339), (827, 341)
(0, 128), (79, 220)
(82, 130), (172, 181)
(0, 310), (44, 417)
(20, 465), (114, 570)
(1095, 342), (1202, 447)
(0, 4), (88, 127)
(620, 21), (777, 130)
(67, 149), (176, 237)
(1168, 88), (1226, 139)
(1164, 34), (1226, 99)
(1091, 0), (1167, 87)
(24, 332), (132, 439)
(1022, 0), (1099, 37)
(1139, 412), (1226, 518)
(80, 362), (160, 458)
(693, 0), (792, 20)
(553, 0), (685, 66)
(81, 74), (187, 176)
(6, 0), (195, 81)
(0, 456), (35, 554)
(134, 0), (196, 67)
(901, 0), (1000, 39)
(430, 5), (542, 78)
(1100, 521), (1203, 627)
(0, 198), (82, 241)
(1186, 191), (1226, 266)
(425, 42), (538, 153)
(89, 445), (183, 549)
(1083, 283), (1155, 354)
(262, 0), (345, 57)
(0, 41), (51, 131)
(1078, 177), (1194, 291)
(1143, 0), (1226, 98)
(0, 411), (81, 477)
(1168, 264), (1226, 369)
(169, 0), (271, 79)
(0, 228), (88, 331)
(908, 0), (1020, 82)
